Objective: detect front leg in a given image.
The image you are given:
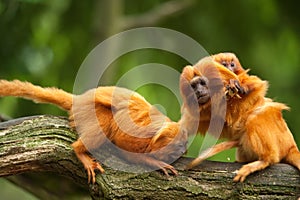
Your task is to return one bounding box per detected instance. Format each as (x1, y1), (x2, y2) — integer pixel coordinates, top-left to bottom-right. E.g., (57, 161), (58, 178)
(233, 160), (270, 182)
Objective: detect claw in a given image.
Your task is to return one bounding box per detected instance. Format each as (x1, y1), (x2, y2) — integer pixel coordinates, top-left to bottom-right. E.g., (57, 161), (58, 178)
(87, 168), (94, 184)
(233, 173), (246, 182)
(163, 165), (178, 176)
(233, 80), (245, 95)
(81, 159), (105, 184)
(232, 167), (248, 182)
(158, 162), (178, 176)
(161, 167), (169, 176)
(85, 162), (105, 184)
(233, 160), (269, 182)
(235, 93), (242, 99)
(95, 162), (105, 173)
(226, 79), (243, 99)
(168, 166), (178, 176)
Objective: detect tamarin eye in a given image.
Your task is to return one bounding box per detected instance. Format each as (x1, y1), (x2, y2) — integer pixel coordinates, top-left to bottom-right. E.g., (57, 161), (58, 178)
(230, 62), (236, 67)
(199, 79), (207, 86)
(221, 61), (228, 67)
(191, 80), (199, 89)
(191, 82), (196, 89)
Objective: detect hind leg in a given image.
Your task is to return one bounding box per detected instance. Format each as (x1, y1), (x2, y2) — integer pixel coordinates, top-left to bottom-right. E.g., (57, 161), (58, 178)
(234, 139), (275, 182)
(233, 110), (283, 182)
(72, 139), (104, 183)
(234, 135), (277, 182)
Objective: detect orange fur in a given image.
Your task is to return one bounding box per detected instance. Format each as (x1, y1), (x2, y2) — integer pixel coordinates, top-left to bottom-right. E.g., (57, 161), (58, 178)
(0, 80), (188, 183)
(182, 53), (300, 182)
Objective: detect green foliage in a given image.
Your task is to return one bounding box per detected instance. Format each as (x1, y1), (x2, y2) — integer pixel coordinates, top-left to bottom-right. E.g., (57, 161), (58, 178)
(1, 0), (300, 157)
(1, 0), (300, 158)
(0, 179), (37, 200)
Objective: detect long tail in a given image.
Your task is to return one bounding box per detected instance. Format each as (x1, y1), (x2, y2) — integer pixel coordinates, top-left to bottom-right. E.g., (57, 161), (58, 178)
(186, 140), (239, 169)
(0, 80), (73, 111)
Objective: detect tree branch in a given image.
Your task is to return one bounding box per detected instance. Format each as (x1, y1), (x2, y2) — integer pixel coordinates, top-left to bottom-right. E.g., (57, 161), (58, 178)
(120, 0), (197, 30)
(1, 115), (300, 199)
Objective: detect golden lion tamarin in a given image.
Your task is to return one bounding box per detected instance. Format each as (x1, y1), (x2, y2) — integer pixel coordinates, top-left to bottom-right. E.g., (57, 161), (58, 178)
(181, 54), (300, 182)
(212, 52), (244, 75)
(0, 80), (188, 183)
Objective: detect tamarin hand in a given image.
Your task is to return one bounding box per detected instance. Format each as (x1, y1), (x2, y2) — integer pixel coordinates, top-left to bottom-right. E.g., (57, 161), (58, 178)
(0, 80), (188, 183)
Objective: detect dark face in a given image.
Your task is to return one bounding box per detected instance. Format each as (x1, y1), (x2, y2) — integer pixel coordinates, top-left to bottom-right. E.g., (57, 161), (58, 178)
(190, 76), (210, 105)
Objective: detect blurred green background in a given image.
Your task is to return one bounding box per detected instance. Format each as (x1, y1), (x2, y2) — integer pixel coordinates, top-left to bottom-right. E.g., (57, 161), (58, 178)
(0, 0), (299, 199)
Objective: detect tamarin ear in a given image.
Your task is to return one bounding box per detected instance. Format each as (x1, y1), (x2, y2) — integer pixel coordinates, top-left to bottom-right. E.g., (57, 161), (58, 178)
(179, 66), (202, 115)
(180, 65), (204, 97)
(179, 69), (194, 98)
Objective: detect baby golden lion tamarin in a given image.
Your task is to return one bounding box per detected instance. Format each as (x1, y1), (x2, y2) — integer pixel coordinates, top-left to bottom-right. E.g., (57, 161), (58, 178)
(181, 54), (300, 182)
(0, 80), (188, 183)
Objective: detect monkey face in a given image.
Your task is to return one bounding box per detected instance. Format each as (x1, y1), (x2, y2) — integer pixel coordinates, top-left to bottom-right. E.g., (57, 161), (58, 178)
(190, 76), (210, 105)
(221, 60), (237, 73)
(180, 61), (224, 111)
(212, 53), (243, 74)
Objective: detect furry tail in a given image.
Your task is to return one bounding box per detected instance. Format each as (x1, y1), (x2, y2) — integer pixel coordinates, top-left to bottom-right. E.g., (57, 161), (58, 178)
(186, 140), (239, 169)
(0, 80), (73, 111)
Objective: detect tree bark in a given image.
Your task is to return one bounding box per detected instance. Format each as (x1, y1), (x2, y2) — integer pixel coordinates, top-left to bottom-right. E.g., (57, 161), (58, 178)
(0, 115), (300, 199)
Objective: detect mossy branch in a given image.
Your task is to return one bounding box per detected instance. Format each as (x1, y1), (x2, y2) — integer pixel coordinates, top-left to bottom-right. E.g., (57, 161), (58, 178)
(0, 115), (299, 199)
